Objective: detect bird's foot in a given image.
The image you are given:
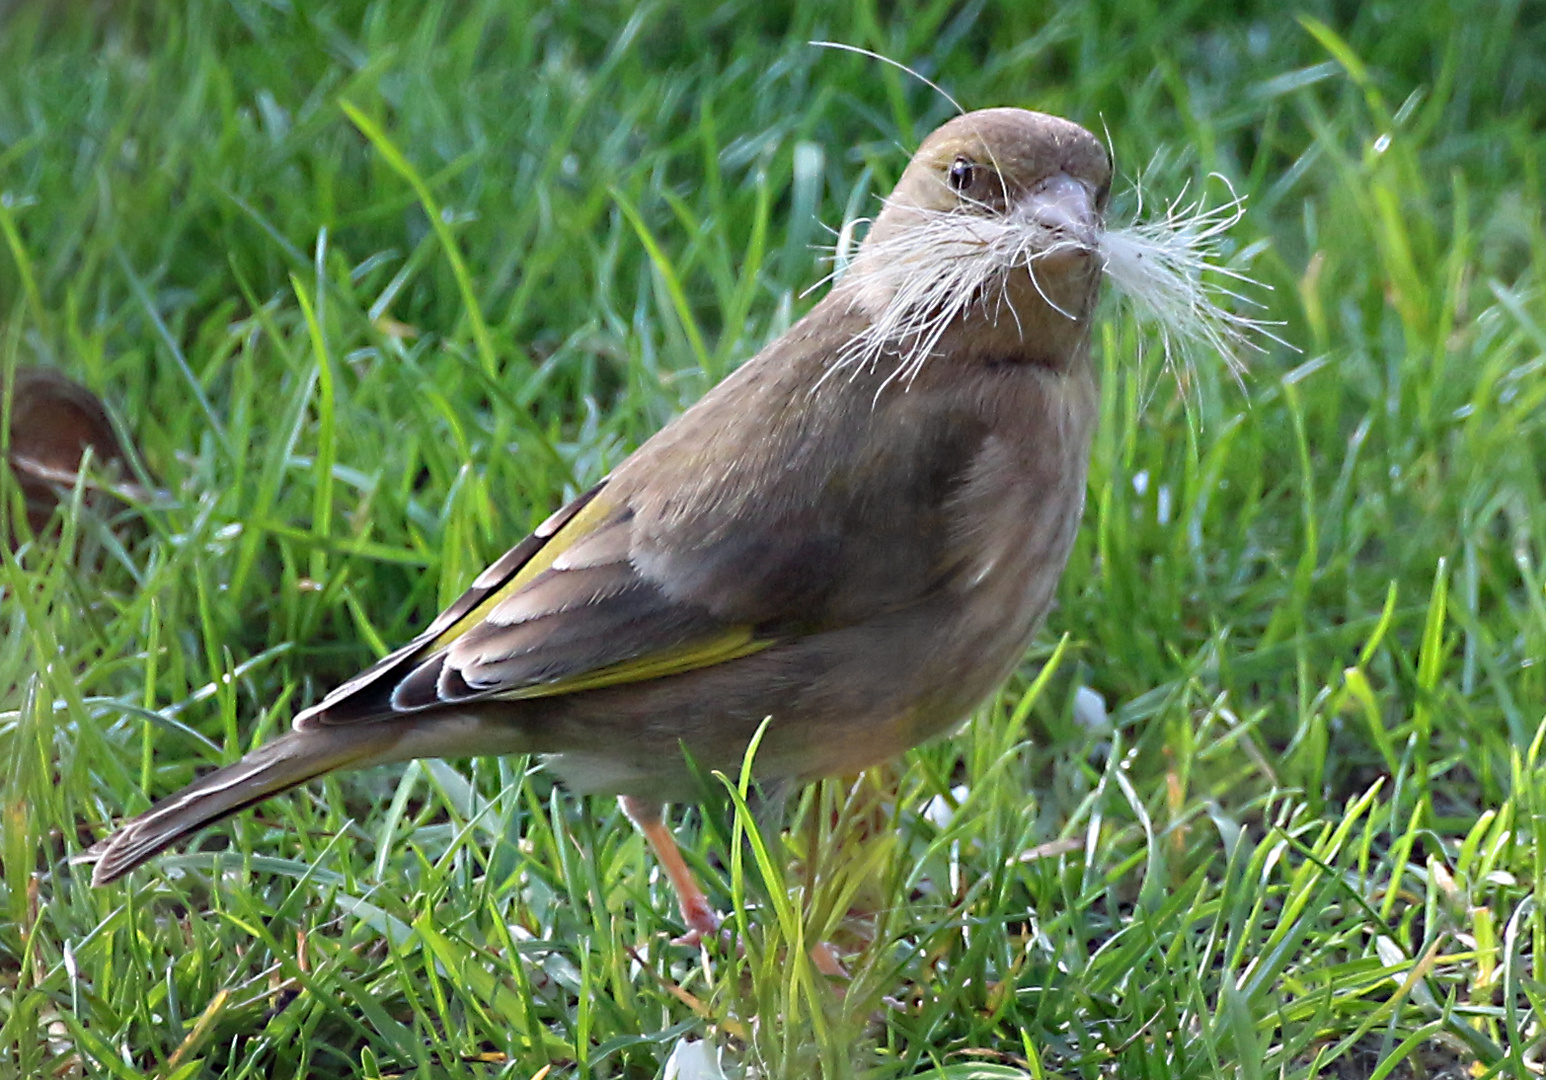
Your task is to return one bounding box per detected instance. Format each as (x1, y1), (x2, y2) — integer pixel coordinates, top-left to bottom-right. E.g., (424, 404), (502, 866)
(671, 895), (723, 948)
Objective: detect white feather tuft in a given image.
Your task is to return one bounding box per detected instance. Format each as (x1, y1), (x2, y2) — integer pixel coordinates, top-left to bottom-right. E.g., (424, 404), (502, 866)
(817, 201), (1091, 397)
(1097, 174), (1286, 384)
(815, 171), (1282, 401)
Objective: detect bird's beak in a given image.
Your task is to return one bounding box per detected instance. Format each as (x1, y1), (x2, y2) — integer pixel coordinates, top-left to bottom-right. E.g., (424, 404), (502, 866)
(1018, 173), (1099, 252)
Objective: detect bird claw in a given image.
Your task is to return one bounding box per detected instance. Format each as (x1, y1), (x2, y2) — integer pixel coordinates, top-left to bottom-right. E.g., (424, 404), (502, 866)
(671, 901), (728, 949)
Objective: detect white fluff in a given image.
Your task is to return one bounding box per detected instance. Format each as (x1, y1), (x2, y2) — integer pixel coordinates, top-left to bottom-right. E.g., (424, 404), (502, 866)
(804, 44), (1281, 385)
(1098, 175), (1282, 382)
(821, 201), (1093, 395)
(817, 173), (1279, 395)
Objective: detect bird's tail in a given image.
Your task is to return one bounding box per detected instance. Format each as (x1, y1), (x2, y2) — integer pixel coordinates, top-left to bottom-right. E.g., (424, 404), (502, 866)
(87, 726), (403, 886)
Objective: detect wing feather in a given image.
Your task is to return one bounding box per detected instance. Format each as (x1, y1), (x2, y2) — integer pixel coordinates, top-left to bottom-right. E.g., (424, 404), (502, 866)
(299, 478), (771, 726)
(293, 481), (609, 726)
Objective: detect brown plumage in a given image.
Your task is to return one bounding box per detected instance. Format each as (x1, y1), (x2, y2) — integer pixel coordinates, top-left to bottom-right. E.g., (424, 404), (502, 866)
(89, 108), (1112, 935)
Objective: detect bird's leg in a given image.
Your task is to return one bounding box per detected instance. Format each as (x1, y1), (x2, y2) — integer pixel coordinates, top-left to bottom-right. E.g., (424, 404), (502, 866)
(619, 796), (850, 982)
(619, 795), (721, 942)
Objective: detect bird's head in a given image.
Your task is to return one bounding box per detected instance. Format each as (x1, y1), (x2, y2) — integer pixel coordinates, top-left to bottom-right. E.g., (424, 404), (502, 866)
(874, 108), (1111, 250)
(837, 108), (1112, 383)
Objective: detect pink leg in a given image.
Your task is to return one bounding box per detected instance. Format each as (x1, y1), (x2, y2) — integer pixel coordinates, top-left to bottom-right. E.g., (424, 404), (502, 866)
(619, 796), (720, 940)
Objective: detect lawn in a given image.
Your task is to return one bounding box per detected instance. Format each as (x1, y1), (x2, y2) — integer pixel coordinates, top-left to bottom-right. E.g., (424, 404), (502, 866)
(3, 1), (1545, 1077)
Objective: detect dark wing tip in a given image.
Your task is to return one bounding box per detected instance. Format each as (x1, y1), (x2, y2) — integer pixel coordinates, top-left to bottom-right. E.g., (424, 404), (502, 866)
(84, 824), (157, 886)
(295, 482), (614, 728)
(391, 654), (448, 711)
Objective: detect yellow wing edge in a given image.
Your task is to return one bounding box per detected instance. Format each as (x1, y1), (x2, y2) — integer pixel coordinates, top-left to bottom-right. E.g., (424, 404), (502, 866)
(421, 489), (773, 700)
(493, 628), (772, 700)
(426, 493), (618, 653)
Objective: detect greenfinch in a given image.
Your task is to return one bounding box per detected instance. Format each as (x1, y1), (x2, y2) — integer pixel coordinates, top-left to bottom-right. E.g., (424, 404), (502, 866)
(91, 108), (1112, 937)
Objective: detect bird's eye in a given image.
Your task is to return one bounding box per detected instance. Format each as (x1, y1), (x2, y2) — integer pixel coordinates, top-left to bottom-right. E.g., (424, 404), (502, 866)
(947, 156), (975, 192)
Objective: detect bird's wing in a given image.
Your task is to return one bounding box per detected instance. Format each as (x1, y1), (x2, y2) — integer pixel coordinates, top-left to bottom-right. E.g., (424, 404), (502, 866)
(296, 479), (771, 725)
(300, 316), (993, 729)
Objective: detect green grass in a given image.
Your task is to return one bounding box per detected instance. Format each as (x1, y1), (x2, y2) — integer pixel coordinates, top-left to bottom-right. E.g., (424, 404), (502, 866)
(2, 0), (1544, 1076)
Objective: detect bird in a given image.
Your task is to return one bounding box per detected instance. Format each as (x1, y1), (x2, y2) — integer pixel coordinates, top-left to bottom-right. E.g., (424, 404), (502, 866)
(89, 107), (1113, 942)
